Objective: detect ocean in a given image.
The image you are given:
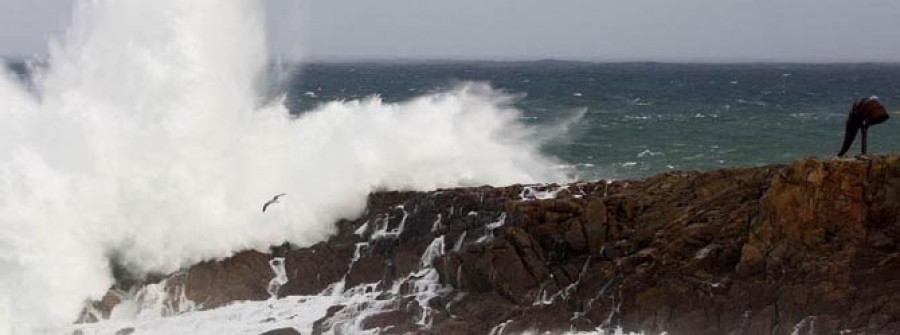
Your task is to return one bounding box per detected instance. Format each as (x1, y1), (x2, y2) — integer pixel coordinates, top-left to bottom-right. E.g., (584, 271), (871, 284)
(283, 61), (900, 180)
(8, 60), (900, 180)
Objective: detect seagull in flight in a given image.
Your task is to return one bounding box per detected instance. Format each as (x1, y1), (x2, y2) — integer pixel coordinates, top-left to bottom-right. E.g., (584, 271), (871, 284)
(262, 193), (286, 213)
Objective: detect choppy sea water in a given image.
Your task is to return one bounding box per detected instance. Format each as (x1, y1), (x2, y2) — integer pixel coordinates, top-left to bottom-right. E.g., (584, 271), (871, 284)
(283, 61), (900, 180)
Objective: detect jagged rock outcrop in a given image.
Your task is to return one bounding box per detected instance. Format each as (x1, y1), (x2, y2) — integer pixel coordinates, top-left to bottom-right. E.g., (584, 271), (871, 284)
(85, 155), (900, 334)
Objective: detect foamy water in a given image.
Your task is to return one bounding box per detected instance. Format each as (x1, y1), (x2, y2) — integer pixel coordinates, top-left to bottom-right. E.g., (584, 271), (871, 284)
(50, 196), (638, 335)
(0, 1), (569, 333)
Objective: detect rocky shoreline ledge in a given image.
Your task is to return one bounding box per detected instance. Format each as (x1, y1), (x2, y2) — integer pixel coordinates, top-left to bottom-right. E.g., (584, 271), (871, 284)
(81, 155), (900, 334)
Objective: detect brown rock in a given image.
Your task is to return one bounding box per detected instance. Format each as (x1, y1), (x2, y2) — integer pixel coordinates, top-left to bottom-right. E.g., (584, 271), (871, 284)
(183, 251), (272, 308)
(564, 219), (588, 252)
(85, 155), (900, 335)
(582, 197), (609, 254)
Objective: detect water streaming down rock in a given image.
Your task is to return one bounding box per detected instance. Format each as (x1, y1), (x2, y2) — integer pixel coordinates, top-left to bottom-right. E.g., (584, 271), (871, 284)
(68, 155), (900, 334)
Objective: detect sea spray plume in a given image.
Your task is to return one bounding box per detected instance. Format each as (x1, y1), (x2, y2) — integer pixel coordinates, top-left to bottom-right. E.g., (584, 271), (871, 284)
(533, 107), (588, 145)
(0, 0), (568, 333)
(2, 1), (272, 332)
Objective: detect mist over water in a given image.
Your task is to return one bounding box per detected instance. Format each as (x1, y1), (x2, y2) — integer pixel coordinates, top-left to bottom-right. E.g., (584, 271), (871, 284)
(0, 1), (568, 333)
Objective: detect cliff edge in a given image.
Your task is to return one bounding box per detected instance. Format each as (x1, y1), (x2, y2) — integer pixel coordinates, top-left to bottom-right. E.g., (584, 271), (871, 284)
(82, 155), (900, 334)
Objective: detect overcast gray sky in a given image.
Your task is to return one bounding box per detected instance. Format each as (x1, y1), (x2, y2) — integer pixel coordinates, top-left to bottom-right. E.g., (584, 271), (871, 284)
(2, 0), (899, 62)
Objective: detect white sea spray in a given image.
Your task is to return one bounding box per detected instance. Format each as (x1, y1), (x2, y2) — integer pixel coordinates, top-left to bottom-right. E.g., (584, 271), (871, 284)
(0, 0), (571, 333)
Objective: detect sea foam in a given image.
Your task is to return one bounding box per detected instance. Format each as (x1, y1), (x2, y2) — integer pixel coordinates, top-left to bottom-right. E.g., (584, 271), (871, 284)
(0, 0), (568, 333)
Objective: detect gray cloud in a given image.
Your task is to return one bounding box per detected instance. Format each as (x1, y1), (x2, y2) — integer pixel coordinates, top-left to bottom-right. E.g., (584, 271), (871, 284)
(268, 0), (900, 62)
(0, 0), (70, 57)
(3, 0), (900, 62)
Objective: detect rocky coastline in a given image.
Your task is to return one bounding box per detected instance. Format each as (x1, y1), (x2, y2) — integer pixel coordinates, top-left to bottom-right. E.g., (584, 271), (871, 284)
(81, 155), (900, 334)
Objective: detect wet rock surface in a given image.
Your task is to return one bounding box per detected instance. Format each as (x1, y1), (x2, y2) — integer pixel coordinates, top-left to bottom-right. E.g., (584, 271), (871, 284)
(87, 155), (900, 334)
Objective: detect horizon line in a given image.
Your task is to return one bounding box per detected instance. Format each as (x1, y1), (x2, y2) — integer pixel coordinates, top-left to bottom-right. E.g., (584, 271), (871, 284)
(4, 54), (900, 66)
